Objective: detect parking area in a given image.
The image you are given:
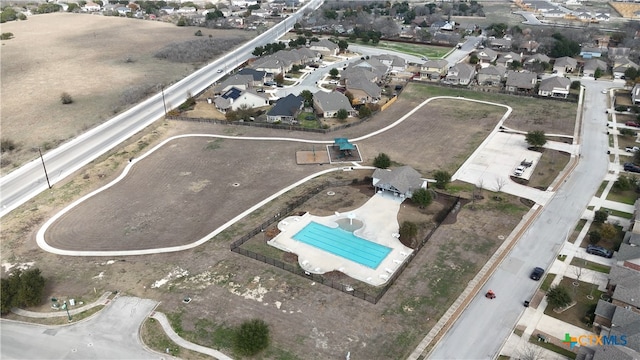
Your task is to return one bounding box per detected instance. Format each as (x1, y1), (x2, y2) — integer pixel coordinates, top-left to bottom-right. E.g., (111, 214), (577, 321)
(454, 131), (552, 204)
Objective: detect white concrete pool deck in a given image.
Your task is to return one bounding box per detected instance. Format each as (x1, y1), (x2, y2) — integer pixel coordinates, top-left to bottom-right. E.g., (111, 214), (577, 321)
(267, 192), (414, 287)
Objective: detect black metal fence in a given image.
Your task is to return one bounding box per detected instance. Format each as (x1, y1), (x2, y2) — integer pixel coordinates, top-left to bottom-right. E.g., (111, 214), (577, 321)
(230, 183), (461, 304)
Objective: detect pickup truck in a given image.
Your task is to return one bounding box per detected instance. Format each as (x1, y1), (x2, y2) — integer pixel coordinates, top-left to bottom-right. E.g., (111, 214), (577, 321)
(626, 146), (640, 153)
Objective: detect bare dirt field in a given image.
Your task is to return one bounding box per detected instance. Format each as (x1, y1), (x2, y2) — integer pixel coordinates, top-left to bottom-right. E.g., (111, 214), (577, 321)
(0, 13), (252, 171)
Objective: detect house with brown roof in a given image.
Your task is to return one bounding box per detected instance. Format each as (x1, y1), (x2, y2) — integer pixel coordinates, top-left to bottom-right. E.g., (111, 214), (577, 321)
(372, 166), (427, 199)
(496, 52), (522, 68)
(523, 53), (551, 70)
(475, 48), (499, 67)
(538, 76), (571, 98)
(308, 39), (338, 56)
(345, 77), (382, 105)
(505, 71), (537, 93)
(612, 57), (639, 80)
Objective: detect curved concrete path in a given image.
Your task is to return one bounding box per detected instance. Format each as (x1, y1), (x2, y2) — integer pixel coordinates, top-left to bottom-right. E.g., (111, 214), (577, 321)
(36, 96), (514, 257)
(10, 294), (234, 360)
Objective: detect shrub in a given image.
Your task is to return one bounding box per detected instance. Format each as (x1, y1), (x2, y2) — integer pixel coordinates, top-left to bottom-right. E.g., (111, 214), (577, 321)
(588, 230), (601, 244)
(194, 29), (203, 36)
(600, 223), (617, 240)
(412, 188), (432, 208)
(434, 170), (451, 190)
(399, 221), (418, 247)
(570, 80), (580, 90)
(1, 138), (17, 153)
(373, 153), (391, 169)
(234, 319), (269, 356)
(0, 268), (46, 314)
(547, 285), (572, 309)
(60, 92), (73, 104)
(619, 128), (636, 137)
(1, 32), (14, 40)
(593, 209), (608, 224)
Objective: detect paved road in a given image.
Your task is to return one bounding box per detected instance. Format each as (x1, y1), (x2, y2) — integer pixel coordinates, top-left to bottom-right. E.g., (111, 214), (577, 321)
(0, 0), (325, 219)
(1, 297), (160, 360)
(428, 79), (613, 358)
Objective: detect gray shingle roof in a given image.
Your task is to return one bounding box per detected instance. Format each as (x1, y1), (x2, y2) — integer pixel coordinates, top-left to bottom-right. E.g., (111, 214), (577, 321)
(266, 94), (303, 117)
(372, 166), (424, 195)
(505, 71), (536, 89)
(345, 77), (381, 98)
(539, 76), (571, 91)
(313, 91), (354, 113)
(595, 299), (617, 320)
(611, 306), (640, 352)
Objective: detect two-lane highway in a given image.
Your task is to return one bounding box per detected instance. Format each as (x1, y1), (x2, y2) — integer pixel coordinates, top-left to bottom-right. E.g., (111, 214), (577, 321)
(0, 0), (324, 218)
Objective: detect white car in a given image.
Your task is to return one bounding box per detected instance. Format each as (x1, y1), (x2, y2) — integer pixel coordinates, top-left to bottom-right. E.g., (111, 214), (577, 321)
(601, 89), (608, 94)
(514, 166), (526, 176)
(320, 64), (327, 68)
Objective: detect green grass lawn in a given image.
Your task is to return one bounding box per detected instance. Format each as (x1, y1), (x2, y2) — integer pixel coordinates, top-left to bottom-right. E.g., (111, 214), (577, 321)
(595, 181), (608, 198)
(296, 112), (320, 129)
(541, 273), (556, 292)
(600, 207), (633, 219)
(528, 334), (577, 359)
(352, 40), (450, 59)
(606, 187), (639, 205)
(583, 222), (625, 251)
(569, 258), (611, 273)
(544, 278), (602, 332)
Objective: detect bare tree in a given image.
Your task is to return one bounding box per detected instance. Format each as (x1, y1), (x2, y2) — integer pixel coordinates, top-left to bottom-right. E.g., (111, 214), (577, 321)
(495, 177), (508, 192)
(516, 343), (544, 360)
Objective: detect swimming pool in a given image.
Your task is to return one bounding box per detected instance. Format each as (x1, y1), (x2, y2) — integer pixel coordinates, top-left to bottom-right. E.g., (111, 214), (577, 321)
(293, 221), (391, 269)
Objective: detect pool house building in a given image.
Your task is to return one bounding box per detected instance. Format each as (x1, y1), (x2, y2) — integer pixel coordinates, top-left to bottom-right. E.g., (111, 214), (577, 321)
(372, 166), (427, 199)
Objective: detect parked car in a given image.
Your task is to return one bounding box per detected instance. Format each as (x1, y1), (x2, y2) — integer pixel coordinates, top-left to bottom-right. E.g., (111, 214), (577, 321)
(530, 267), (544, 281)
(624, 163), (640, 173)
(586, 245), (613, 258)
(626, 121), (640, 127)
(217, 69), (223, 73)
(514, 165), (526, 176)
(625, 146), (639, 153)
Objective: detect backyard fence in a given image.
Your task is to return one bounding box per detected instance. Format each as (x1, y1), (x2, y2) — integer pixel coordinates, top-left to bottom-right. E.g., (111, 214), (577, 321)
(230, 182), (461, 304)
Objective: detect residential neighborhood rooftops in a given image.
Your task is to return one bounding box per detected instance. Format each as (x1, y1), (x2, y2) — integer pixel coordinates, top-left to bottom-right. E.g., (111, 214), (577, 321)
(313, 91), (354, 114)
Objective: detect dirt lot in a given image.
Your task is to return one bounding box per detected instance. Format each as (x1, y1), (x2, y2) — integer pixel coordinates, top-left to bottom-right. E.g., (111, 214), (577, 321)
(0, 13), (252, 171)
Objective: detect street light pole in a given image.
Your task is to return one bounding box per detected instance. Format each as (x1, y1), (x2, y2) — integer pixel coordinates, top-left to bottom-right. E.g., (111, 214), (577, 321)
(63, 300), (72, 321)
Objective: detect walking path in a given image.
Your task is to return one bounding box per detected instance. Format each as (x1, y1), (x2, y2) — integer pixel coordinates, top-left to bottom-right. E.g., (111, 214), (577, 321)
(11, 291), (112, 318)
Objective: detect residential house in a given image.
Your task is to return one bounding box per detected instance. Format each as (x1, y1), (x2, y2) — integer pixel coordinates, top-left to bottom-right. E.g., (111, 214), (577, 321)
(345, 77), (382, 105)
(488, 37), (512, 50)
(606, 264), (640, 314)
(542, 9), (566, 18)
(231, 0), (258, 8)
(308, 39), (338, 56)
(213, 87), (269, 113)
(633, 84), (640, 105)
(251, 8), (270, 17)
(115, 6), (131, 15)
(177, 6), (196, 13)
(420, 59), (449, 81)
(160, 6), (175, 14)
(595, 12), (610, 22)
(612, 57), (639, 80)
(590, 300), (640, 357)
(496, 52), (522, 68)
(477, 65), (506, 86)
(537, 76), (571, 98)
(250, 56), (288, 75)
(505, 71), (537, 93)
(372, 54), (406, 73)
(580, 46), (603, 59)
(342, 67), (379, 84)
(475, 48), (499, 67)
(445, 63), (476, 86)
(372, 166), (427, 199)
(583, 58), (608, 77)
(237, 68), (269, 86)
(214, 74), (254, 94)
(82, 1), (101, 12)
(518, 40), (540, 54)
(347, 58), (389, 79)
(266, 94), (303, 123)
(313, 91), (356, 118)
(523, 53), (551, 70)
(553, 56), (578, 74)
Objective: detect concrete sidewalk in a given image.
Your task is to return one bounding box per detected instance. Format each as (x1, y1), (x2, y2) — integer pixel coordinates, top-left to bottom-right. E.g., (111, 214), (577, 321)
(11, 291), (113, 318)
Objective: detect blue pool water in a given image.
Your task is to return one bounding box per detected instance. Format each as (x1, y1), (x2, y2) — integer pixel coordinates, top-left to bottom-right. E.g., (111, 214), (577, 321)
(293, 221), (391, 269)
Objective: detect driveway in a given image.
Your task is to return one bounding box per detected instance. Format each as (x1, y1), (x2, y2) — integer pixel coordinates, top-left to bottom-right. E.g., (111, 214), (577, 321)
(1, 297), (160, 359)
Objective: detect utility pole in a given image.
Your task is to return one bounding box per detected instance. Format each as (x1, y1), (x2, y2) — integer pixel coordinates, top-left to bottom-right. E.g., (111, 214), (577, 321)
(38, 148), (52, 189)
(161, 86), (168, 116)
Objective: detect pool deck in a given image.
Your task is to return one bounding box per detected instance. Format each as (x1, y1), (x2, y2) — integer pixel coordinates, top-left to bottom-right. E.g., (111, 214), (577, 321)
(267, 192), (414, 287)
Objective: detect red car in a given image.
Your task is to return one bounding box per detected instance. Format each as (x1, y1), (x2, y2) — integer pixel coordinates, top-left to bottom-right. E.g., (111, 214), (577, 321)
(626, 121), (640, 127)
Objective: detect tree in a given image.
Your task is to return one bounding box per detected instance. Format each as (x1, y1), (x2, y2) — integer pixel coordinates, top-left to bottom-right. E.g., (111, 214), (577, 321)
(525, 130), (547, 149)
(358, 106), (371, 118)
(412, 188), (432, 208)
(337, 39), (349, 52)
(299, 90), (313, 107)
(373, 153), (391, 169)
(0, 268), (46, 314)
(274, 73), (284, 85)
(234, 319), (270, 356)
(469, 54), (479, 64)
(613, 174), (635, 191)
(434, 171), (451, 190)
(593, 209), (608, 224)
(588, 230), (601, 244)
(60, 92), (73, 104)
(600, 223), (617, 240)
(547, 285), (572, 309)
(329, 68), (339, 78)
(176, 16), (186, 26)
(570, 80), (581, 90)
(399, 221), (418, 246)
(336, 109), (348, 122)
(594, 67), (603, 79)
